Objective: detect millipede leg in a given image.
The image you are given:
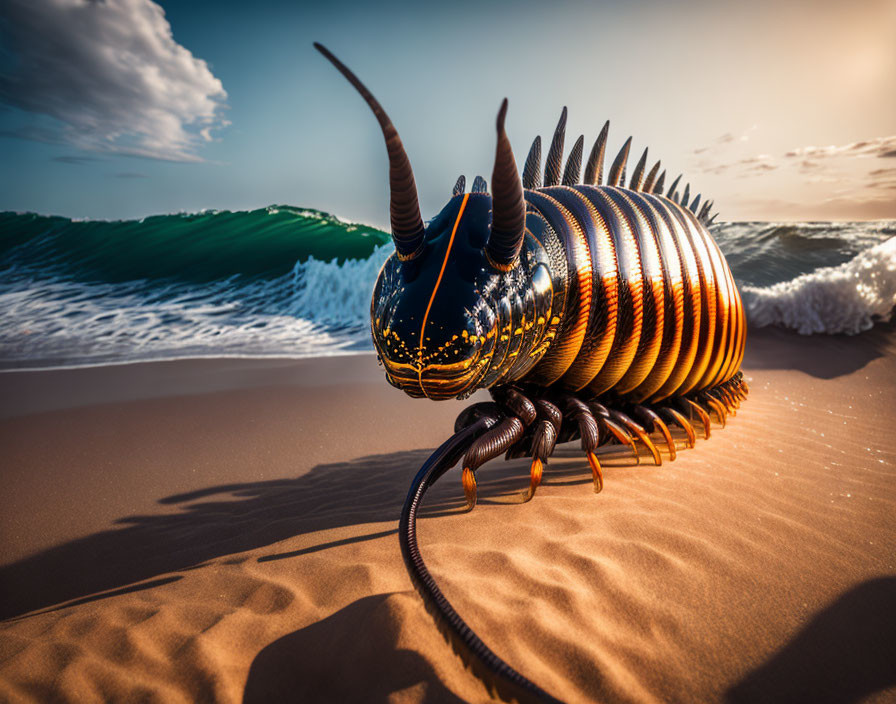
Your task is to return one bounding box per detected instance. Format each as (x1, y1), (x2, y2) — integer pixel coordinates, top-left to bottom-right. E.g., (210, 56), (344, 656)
(587, 450), (604, 493)
(518, 400), (561, 502)
(559, 395), (605, 490)
(723, 385), (741, 410)
(714, 387), (737, 415)
(634, 405), (677, 460)
(659, 406), (696, 449)
(701, 392), (727, 427)
(601, 416), (640, 464)
(462, 467), (478, 511)
(525, 457), (544, 501)
(681, 397), (711, 439)
(589, 401), (640, 465)
(609, 409), (662, 465)
(460, 416), (525, 511)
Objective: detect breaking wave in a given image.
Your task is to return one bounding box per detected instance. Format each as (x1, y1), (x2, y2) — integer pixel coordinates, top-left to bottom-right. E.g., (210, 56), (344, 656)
(740, 236), (896, 335)
(1, 209), (894, 370)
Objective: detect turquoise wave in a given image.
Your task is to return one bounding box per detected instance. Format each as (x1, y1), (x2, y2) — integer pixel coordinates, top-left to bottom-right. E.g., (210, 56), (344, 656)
(0, 206), (390, 284)
(0, 209), (893, 370)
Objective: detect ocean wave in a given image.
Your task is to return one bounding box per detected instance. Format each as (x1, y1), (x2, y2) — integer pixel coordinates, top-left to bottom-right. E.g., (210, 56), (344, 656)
(741, 236), (896, 335)
(714, 220), (895, 288)
(2, 209), (896, 369)
(0, 206), (389, 284)
(0, 244), (392, 369)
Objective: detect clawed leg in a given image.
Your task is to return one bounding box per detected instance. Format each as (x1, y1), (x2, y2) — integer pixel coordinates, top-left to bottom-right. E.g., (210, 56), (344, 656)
(700, 391), (727, 427)
(451, 373), (748, 508)
(608, 409), (662, 465)
(588, 401), (640, 465)
(680, 397), (712, 439)
(658, 406), (696, 449)
(517, 399), (562, 502)
(634, 405), (677, 460)
(456, 402), (525, 511)
(559, 396), (603, 493)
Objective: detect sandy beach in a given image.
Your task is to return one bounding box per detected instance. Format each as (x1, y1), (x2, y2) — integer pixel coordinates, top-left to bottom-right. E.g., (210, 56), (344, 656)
(1, 325), (894, 703)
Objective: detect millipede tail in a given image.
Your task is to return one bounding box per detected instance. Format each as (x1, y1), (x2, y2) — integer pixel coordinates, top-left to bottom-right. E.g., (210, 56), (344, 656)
(399, 418), (566, 704)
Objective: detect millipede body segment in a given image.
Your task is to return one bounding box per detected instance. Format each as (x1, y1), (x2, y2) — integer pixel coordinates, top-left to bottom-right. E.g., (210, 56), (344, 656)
(315, 42), (748, 703)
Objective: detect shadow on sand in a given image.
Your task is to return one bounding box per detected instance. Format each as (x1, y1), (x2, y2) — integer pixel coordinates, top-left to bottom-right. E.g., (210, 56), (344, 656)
(242, 575), (896, 704)
(242, 592), (468, 704)
(0, 445), (596, 620)
(728, 576), (896, 703)
(743, 321), (895, 379)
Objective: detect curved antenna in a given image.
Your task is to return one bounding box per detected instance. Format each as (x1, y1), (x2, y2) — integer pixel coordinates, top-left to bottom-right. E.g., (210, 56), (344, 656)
(314, 43), (425, 259)
(487, 99), (527, 270)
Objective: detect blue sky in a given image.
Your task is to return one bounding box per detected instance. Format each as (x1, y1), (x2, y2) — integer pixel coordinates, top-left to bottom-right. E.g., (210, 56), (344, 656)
(1, 0), (894, 224)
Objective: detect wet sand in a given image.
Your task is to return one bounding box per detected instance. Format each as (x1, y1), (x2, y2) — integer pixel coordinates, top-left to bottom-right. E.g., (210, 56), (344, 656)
(1, 326), (895, 703)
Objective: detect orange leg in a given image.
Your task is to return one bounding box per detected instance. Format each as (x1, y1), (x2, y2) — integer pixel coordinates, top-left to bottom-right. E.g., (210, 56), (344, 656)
(682, 398), (712, 439)
(660, 407), (696, 449)
(702, 394), (727, 427)
(600, 417), (640, 465)
(462, 467), (478, 512)
(609, 410), (662, 466)
(587, 452), (603, 493)
(635, 405), (677, 460)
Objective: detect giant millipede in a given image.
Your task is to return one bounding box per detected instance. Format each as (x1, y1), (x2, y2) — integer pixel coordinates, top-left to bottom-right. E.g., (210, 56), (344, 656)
(315, 43), (747, 703)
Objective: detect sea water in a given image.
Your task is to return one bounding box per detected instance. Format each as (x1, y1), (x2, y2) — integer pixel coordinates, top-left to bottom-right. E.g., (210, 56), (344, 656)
(1, 207), (893, 370)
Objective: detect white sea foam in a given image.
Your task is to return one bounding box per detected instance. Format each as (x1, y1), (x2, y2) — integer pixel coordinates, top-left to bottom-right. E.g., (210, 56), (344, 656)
(0, 246), (393, 369)
(3, 220), (896, 370)
(285, 244), (390, 324)
(741, 236), (896, 335)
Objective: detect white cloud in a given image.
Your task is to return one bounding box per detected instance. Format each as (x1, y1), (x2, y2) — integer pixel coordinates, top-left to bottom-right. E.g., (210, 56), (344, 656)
(692, 125), (757, 155)
(784, 136), (896, 160)
(0, 0), (228, 162)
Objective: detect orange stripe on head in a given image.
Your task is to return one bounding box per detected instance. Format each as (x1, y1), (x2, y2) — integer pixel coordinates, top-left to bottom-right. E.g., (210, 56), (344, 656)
(418, 193), (470, 396)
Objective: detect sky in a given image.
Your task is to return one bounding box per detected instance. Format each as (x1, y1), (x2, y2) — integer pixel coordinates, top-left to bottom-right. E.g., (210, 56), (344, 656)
(0, 0), (894, 225)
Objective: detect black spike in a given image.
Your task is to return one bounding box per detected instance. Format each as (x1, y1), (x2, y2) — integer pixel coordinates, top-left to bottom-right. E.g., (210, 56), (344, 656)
(522, 136), (542, 189)
(643, 160), (661, 193)
(630, 147), (648, 190)
(671, 191), (680, 204)
(607, 137), (632, 187)
(682, 183), (691, 207)
(562, 135), (584, 185)
(707, 213), (718, 226)
(653, 170), (666, 194)
(472, 175), (487, 193)
(667, 174), (682, 198)
(690, 193), (701, 213)
(583, 120), (609, 185)
(697, 201), (711, 221)
(543, 107), (567, 186)
(452, 175), (466, 196)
